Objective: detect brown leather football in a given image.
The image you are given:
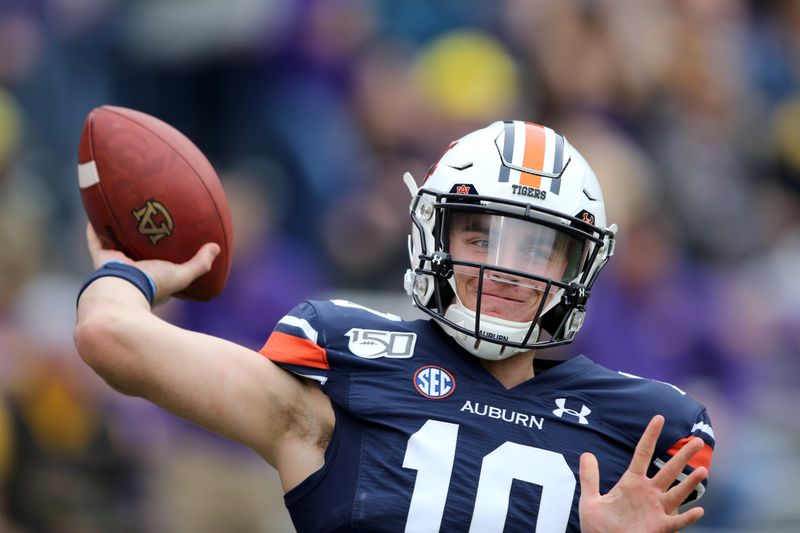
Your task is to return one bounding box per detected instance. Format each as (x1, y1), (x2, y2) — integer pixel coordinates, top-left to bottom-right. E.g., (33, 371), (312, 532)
(78, 105), (232, 300)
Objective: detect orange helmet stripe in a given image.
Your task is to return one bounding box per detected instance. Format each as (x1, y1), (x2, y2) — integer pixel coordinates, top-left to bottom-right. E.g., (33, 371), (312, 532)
(519, 123), (546, 188)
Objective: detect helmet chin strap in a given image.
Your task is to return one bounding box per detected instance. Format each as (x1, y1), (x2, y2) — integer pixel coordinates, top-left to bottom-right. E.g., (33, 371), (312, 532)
(442, 302), (533, 360)
(440, 276), (565, 360)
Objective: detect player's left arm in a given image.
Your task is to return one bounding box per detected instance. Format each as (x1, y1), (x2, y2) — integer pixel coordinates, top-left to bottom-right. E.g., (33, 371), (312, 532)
(579, 415), (709, 533)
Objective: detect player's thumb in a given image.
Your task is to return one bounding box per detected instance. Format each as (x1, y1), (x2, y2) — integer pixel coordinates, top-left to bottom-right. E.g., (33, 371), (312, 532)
(182, 242), (220, 280)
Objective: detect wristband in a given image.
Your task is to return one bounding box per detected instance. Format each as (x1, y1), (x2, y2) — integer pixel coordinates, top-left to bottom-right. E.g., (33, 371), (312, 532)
(77, 261), (157, 306)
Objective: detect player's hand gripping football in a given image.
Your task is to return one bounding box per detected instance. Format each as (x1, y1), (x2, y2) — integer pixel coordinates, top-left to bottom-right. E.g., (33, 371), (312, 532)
(85, 223), (220, 305)
(578, 415), (708, 533)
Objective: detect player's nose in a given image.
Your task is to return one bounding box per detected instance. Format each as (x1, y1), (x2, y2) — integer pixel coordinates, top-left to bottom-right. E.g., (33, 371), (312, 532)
(494, 244), (532, 272)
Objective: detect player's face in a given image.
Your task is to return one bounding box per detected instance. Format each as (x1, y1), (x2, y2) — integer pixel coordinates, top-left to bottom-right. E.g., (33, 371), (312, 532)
(447, 212), (583, 323)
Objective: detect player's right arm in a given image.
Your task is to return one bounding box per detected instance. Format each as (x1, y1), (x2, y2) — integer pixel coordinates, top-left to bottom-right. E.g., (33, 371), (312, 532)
(73, 225), (334, 491)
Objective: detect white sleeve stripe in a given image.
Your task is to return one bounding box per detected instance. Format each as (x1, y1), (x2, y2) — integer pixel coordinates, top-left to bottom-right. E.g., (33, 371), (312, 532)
(691, 422), (715, 440)
(330, 299), (402, 321)
(277, 316), (318, 344)
(617, 371), (686, 395)
(292, 372), (327, 385)
(653, 458), (705, 502)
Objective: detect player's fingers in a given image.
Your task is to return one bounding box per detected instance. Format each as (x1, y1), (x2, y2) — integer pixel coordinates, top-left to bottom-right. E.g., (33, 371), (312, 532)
(663, 506), (704, 531)
(579, 452), (601, 498)
(652, 437), (704, 491)
(86, 223), (116, 268)
(86, 222), (133, 268)
(628, 415), (664, 476)
(662, 466), (708, 513)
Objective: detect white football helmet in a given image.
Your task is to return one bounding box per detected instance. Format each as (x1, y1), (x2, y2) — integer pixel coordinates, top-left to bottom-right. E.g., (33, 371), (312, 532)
(404, 120), (616, 360)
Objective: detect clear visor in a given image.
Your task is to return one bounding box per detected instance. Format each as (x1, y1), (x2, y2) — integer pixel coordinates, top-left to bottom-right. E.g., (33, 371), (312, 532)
(446, 211), (586, 282)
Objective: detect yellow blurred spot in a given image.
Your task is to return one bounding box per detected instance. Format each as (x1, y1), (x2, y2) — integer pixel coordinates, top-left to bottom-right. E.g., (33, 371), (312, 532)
(414, 30), (519, 120)
(0, 88), (22, 170)
(22, 375), (98, 454)
(0, 400), (12, 481)
(774, 98), (800, 171)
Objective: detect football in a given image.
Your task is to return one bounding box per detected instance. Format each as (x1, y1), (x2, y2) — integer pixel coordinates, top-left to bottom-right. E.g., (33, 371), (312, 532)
(77, 105), (233, 300)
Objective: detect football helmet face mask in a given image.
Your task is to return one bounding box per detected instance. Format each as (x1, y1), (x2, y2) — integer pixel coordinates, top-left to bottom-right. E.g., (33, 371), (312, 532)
(404, 121), (616, 360)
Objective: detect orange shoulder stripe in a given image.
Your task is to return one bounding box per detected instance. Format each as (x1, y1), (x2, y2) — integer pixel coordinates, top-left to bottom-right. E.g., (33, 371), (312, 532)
(667, 437), (714, 470)
(259, 331), (329, 370)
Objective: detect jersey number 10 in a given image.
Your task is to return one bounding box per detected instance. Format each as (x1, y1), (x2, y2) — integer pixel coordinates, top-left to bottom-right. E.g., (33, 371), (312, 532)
(403, 419), (575, 532)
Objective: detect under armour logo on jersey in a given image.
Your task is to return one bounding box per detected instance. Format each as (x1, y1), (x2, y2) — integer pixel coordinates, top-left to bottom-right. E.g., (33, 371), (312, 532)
(552, 398), (591, 425)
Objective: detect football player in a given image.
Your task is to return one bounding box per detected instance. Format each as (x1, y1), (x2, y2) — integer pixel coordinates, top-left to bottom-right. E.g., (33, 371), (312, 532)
(75, 121), (713, 532)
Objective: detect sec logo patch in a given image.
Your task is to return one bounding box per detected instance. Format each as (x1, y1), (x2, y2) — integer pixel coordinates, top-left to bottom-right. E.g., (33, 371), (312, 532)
(414, 365), (456, 399)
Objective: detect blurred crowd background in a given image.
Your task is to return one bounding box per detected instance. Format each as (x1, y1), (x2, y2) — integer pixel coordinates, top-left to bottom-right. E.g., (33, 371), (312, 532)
(1, 0), (799, 531)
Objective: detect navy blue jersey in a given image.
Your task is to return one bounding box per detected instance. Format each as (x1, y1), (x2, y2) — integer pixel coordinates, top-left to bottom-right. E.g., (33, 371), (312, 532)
(259, 300), (714, 533)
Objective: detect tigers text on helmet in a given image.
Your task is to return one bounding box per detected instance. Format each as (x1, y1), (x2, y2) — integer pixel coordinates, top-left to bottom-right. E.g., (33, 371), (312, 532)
(403, 120), (617, 360)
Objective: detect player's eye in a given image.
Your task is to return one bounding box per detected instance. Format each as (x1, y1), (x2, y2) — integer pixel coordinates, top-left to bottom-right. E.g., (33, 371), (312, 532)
(462, 232), (491, 250)
(521, 244), (551, 262)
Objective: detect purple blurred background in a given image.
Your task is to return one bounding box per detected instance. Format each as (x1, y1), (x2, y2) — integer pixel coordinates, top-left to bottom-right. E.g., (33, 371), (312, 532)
(1, 0), (799, 531)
